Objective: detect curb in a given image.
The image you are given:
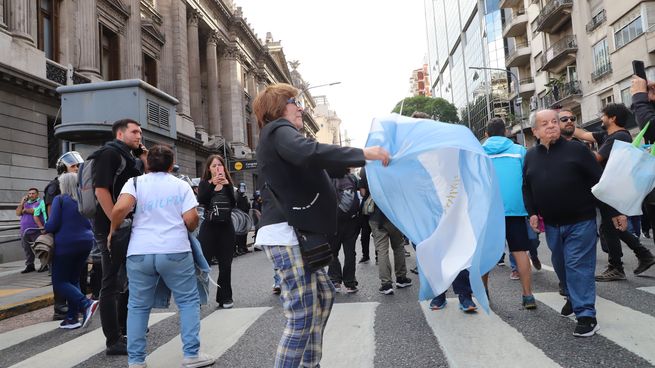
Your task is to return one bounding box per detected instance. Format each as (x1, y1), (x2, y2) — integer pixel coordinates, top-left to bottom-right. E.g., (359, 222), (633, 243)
(0, 293), (54, 321)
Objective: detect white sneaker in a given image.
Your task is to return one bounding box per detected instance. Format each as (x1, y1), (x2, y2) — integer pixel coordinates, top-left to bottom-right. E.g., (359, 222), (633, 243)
(181, 353), (215, 368)
(333, 282), (342, 293)
(129, 363), (147, 368)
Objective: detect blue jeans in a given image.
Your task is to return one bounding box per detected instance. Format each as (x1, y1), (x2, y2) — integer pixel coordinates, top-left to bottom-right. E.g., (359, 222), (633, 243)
(126, 252), (200, 365)
(436, 270), (472, 298)
(545, 219), (597, 318)
(51, 251), (91, 319)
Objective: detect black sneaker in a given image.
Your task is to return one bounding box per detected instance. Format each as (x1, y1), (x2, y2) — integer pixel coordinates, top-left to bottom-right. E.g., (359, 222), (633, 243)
(595, 266), (626, 281)
(106, 340), (128, 356)
(410, 267), (419, 274)
(58, 318), (81, 330)
(20, 265), (35, 274)
(560, 299), (574, 317)
(531, 256), (542, 271)
(634, 256), (655, 275)
(573, 316), (599, 337)
(358, 257), (370, 264)
(379, 284), (394, 295)
(395, 276), (413, 288)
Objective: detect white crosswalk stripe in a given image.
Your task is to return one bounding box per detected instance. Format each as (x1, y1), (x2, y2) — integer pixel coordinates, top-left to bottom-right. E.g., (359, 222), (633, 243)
(146, 307), (270, 367)
(322, 302), (379, 368)
(8, 313), (174, 368)
(535, 292), (655, 365)
(420, 299), (561, 368)
(637, 286), (655, 296)
(0, 320), (60, 351)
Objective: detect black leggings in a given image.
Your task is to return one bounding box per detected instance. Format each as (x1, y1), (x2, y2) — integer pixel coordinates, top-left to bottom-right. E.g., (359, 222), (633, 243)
(199, 221), (235, 303)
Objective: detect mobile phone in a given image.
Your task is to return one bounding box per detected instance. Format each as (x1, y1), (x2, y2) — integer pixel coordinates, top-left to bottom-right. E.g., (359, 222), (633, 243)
(132, 144), (145, 157)
(633, 60), (647, 81)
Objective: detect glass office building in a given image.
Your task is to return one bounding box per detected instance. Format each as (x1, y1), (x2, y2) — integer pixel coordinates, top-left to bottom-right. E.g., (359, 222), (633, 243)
(424, 0), (509, 139)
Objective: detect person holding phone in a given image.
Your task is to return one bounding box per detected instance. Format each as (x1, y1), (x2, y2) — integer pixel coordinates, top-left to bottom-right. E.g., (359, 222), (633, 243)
(197, 155), (237, 309)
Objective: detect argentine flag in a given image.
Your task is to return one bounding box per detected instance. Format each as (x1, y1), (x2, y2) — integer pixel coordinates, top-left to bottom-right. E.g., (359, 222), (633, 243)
(365, 114), (505, 311)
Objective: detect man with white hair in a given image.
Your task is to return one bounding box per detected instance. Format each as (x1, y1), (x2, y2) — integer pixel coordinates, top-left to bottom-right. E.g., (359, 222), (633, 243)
(522, 109), (626, 337)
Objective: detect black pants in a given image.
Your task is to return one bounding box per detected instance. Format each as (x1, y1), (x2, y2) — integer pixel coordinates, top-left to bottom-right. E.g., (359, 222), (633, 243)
(97, 233), (128, 347)
(601, 219), (652, 271)
(359, 214), (371, 259)
(235, 234), (248, 252)
(199, 221), (235, 303)
(328, 216), (360, 287)
(89, 261), (102, 299)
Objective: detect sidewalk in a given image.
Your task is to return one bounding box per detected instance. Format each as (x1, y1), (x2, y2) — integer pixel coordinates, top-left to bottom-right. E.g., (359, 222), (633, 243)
(0, 260), (53, 321)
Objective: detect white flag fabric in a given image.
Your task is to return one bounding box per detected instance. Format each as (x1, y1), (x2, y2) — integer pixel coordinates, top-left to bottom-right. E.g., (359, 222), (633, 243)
(365, 114), (505, 311)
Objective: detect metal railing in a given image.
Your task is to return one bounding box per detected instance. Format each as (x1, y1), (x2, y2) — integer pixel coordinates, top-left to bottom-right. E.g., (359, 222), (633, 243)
(586, 9), (606, 33)
(520, 77), (535, 85)
(45, 60), (91, 85)
(543, 80), (581, 107)
(507, 41), (530, 62)
(591, 62), (612, 81)
(533, 0), (573, 32)
(503, 8), (527, 34)
(540, 35), (577, 69)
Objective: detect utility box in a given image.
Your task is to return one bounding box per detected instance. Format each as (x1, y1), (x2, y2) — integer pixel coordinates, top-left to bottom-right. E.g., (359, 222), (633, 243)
(55, 79), (179, 142)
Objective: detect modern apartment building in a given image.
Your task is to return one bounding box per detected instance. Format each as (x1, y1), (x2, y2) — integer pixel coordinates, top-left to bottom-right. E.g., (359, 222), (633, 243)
(424, 0), (511, 139)
(501, 0), (655, 143)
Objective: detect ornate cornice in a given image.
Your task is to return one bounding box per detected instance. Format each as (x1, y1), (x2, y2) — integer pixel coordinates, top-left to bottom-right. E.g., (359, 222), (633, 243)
(188, 9), (201, 26)
(98, 0), (130, 35)
(140, 0), (162, 26)
(141, 20), (165, 59)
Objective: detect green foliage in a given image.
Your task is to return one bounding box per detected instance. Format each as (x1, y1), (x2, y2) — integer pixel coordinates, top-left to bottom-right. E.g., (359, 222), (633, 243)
(392, 96), (459, 123)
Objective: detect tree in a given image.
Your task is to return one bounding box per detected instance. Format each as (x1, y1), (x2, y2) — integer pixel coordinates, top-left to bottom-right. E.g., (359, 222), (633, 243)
(392, 96), (459, 123)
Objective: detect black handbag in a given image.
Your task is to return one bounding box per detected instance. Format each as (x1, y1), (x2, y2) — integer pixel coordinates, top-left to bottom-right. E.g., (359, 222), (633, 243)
(266, 183), (333, 272)
(110, 177), (137, 264)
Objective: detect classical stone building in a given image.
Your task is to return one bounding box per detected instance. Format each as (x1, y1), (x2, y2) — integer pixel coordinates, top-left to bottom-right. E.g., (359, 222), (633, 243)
(0, 0), (303, 232)
(313, 96), (342, 145)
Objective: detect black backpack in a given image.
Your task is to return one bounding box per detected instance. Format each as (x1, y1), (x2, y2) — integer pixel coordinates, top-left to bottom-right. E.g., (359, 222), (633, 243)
(334, 174), (360, 219)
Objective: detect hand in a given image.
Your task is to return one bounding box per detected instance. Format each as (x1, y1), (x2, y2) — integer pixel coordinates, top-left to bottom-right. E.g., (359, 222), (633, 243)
(363, 146), (391, 167)
(631, 76), (648, 96)
(138, 144), (148, 162)
(612, 215), (628, 232)
(107, 233), (112, 251)
(210, 176), (221, 186)
(529, 215), (540, 233)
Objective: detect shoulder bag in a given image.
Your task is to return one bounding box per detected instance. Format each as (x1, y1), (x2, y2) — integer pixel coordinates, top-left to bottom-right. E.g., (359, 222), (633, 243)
(110, 177), (137, 264)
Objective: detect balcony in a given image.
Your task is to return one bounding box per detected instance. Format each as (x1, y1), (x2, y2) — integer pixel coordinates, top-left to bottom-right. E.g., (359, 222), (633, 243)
(46, 60), (91, 86)
(591, 62), (612, 82)
(543, 80), (582, 109)
(506, 42), (531, 68)
(509, 77), (536, 99)
(499, 0), (523, 9)
(503, 9), (528, 38)
(586, 9), (606, 33)
(540, 35), (577, 73)
(533, 0), (573, 34)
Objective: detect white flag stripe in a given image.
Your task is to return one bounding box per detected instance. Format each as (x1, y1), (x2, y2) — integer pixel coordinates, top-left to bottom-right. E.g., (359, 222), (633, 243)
(420, 300), (561, 368)
(9, 312), (174, 368)
(535, 292), (655, 364)
(146, 307), (270, 366)
(637, 286), (655, 296)
(0, 320), (60, 351)
(321, 302), (378, 368)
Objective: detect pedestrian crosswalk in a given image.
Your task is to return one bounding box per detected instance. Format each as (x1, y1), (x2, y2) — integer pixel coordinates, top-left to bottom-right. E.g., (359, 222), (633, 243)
(2, 295), (655, 367)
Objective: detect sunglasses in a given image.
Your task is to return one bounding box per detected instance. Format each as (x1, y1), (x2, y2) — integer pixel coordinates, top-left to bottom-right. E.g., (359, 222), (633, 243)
(287, 97), (303, 109)
(559, 116), (577, 122)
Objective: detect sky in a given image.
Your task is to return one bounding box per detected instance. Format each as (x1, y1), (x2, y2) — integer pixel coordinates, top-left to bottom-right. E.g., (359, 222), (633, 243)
(234, 0), (427, 148)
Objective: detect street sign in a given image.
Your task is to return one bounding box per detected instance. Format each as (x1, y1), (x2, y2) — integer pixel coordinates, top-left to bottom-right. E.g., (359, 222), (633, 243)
(230, 159), (257, 172)
(515, 97), (522, 106)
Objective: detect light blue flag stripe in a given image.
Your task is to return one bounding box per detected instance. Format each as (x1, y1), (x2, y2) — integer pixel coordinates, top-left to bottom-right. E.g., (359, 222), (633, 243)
(365, 114), (505, 312)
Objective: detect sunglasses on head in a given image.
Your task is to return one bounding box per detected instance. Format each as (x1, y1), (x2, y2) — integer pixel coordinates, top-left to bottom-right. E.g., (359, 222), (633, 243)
(559, 116), (577, 122)
(287, 97), (303, 108)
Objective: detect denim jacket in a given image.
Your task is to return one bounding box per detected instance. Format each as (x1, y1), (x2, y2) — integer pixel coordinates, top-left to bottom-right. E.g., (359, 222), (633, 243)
(152, 233), (211, 308)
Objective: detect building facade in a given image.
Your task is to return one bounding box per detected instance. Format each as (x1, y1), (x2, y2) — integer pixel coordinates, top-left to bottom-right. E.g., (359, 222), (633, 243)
(313, 96), (342, 145)
(500, 0), (655, 141)
(409, 64), (432, 96)
(0, 0), (307, 228)
(424, 0), (511, 139)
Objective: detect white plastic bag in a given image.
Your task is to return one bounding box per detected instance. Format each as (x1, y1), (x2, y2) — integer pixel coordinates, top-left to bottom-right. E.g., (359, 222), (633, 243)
(592, 123), (655, 216)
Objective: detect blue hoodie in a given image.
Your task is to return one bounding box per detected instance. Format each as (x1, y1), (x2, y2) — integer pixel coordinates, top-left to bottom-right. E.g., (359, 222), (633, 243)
(482, 136), (528, 217)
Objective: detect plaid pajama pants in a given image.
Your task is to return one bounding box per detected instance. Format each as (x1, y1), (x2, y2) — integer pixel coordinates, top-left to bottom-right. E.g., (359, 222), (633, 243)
(265, 245), (335, 368)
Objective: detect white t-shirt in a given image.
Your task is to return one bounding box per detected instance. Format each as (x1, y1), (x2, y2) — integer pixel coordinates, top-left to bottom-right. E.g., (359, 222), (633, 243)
(120, 172), (198, 256)
(254, 222), (299, 247)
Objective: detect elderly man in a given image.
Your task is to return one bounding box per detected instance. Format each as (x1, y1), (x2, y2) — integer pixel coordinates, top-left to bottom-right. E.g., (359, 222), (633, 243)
(522, 109), (626, 337)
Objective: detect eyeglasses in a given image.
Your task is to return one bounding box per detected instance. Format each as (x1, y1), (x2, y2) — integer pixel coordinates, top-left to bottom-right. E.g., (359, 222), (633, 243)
(287, 97), (303, 109)
(559, 116), (577, 122)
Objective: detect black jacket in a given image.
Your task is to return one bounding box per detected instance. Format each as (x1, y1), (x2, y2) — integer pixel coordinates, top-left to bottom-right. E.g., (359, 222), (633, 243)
(256, 119), (366, 235)
(632, 92), (655, 142)
(197, 180), (237, 210)
(522, 137), (618, 226)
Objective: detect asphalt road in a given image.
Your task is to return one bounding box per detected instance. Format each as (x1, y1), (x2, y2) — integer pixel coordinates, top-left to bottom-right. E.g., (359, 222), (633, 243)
(1, 233), (655, 368)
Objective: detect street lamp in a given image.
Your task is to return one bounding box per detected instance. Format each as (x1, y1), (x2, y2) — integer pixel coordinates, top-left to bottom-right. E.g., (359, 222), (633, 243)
(469, 66), (526, 146)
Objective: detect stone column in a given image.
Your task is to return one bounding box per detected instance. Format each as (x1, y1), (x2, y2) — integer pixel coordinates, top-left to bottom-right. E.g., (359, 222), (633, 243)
(8, 0), (35, 44)
(158, 0), (175, 96)
(171, 1), (190, 116)
(187, 9), (203, 133)
(220, 45), (244, 143)
(56, 0), (74, 65)
(76, 0), (101, 78)
(0, 0), (7, 29)
(121, 0), (142, 79)
(206, 32), (221, 137)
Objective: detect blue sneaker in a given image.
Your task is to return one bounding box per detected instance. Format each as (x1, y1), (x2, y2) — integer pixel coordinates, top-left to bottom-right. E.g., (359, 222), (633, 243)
(429, 295), (447, 310)
(522, 295), (537, 310)
(458, 295), (477, 313)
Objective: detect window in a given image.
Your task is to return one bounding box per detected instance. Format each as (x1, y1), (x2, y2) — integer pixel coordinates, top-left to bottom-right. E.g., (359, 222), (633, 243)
(621, 87), (632, 106)
(615, 16), (644, 49)
(592, 39), (610, 75)
(37, 0), (58, 60)
(601, 94), (614, 108)
(142, 53), (157, 86)
(99, 25), (120, 80)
